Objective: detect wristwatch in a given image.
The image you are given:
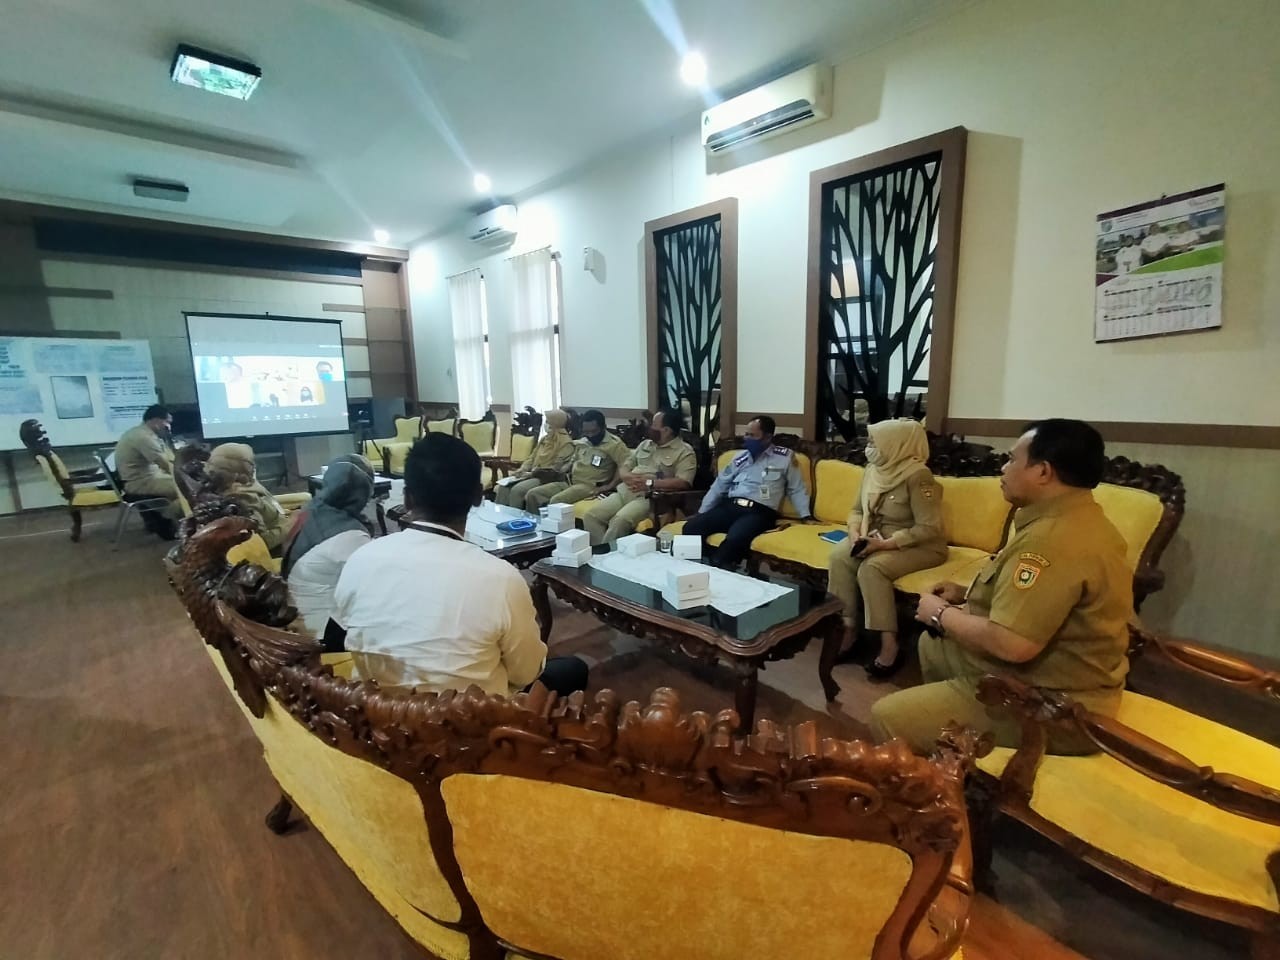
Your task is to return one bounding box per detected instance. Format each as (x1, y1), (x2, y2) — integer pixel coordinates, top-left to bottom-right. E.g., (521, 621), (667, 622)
(645, 477), (655, 494)
(929, 606), (949, 637)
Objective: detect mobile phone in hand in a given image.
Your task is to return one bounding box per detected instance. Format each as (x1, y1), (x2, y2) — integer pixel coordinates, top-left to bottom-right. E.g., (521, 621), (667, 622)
(850, 537), (868, 557)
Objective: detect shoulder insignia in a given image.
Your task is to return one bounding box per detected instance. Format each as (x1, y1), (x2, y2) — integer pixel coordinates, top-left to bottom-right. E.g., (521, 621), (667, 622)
(769, 445), (793, 458)
(1013, 562), (1042, 590)
(1019, 552), (1051, 567)
(921, 484), (935, 500)
(731, 451), (751, 468)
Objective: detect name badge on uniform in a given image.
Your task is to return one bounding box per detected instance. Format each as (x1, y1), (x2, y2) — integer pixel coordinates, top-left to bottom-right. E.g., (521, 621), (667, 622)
(591, 454), (603, 467)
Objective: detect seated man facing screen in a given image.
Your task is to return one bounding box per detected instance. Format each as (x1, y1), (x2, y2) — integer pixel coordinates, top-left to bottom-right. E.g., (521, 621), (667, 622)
(114, 404), (181, 533)
(524, 409), (630, 511)
(583, 407), (696, 547)
(683, 416), (810, 570)
(325, 432), (589, 697)
(871, 419), (1132, 755)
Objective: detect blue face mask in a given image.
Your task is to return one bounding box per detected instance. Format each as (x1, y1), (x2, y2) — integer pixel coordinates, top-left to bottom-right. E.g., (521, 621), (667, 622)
(743, 437), (768, 458)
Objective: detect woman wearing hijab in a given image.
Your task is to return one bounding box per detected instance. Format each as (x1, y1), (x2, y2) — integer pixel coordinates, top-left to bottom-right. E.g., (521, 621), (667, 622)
(204, 442), (292, 551)
(495, 409), (574, 510)
(283, 455), (375, 636)
(828, 419), (947, 679)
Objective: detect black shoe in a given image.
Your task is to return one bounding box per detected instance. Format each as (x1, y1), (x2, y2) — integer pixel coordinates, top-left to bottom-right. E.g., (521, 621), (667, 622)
(865, 647), (908, 681)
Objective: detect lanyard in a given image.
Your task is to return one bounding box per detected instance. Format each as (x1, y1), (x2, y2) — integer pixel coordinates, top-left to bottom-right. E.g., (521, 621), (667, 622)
(409, 521), (464, 542)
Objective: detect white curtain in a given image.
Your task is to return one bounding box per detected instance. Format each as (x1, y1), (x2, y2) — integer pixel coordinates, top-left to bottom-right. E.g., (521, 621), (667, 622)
(509, 248), (559, 414)
(448, 269), (488, 419)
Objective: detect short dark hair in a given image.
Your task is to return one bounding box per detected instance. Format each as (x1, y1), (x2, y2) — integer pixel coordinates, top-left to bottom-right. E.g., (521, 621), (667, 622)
(404, 432), (481, 520)
(751, 415), (776, 436)
(1022, 419), (1106, 488)
(581, 409), (606, 431)
(143, 404), (170, 422)
(655, 406), (684, 435)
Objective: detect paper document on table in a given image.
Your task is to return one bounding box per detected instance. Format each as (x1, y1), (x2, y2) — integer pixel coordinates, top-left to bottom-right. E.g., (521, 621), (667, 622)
(588, 551), (792, 616)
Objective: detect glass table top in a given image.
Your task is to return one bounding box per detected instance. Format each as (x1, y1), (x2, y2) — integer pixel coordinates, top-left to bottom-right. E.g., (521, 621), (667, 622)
(400, 501), (559, 554)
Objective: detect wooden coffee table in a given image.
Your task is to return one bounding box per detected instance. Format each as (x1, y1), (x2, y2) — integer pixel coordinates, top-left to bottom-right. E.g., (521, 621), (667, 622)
(530, 558), (844, 733)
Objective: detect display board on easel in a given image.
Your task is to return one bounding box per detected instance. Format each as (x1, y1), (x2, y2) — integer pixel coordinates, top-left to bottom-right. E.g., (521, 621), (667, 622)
(0, 336), (158, 451)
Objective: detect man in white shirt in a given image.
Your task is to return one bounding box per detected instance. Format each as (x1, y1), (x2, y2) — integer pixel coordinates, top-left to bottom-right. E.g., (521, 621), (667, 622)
(1140, 225), (1170, 264)
(326, 432), (588, 697)
(1113, 236), (1142, 275)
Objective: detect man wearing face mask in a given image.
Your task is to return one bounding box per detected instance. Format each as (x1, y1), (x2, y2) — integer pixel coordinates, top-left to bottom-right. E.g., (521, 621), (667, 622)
(113, 404), (182, 534)
(682, 416), (810, 569)
(583, 407), (696, 546)
(524, 409), (630, 511)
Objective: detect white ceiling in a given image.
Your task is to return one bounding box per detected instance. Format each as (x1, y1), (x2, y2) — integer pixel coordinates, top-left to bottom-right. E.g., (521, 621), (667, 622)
(0, 0), (963, 247)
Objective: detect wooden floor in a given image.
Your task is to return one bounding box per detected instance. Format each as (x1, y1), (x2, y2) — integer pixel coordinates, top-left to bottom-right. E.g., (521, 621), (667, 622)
(0, 509), (1253, 959)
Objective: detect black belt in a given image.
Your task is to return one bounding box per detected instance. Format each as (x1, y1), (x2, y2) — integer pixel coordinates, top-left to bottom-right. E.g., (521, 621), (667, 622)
(731, 498), (774, 511)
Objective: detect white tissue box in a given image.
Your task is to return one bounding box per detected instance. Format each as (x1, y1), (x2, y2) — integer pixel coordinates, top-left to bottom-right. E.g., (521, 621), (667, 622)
(555, 529), (590, 553)
(546, 502), (575, 523)
(666, 567), (710, 598)
(616, 533), (657, 557)
(539, 513), (575, 533)
(662, 588), (710, 610)
(552, 548), (592, 568)
(672, 535), (702, 560)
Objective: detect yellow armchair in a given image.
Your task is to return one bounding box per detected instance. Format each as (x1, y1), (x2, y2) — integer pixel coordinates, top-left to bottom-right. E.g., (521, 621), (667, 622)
(32, 448), (118, 542)
(973, 629), (1280, 955)
(363, 415), (423, 476)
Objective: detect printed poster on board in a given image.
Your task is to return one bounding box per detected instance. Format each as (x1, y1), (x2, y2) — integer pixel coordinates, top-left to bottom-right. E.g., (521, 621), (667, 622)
(1094, 183), (1224, 342)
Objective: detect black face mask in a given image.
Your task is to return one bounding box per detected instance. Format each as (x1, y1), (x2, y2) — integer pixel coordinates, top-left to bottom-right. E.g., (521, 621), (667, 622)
(586, 432), (605, 446)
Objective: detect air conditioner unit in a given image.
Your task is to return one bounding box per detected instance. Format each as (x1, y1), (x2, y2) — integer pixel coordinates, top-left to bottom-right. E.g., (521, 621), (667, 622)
(467, 204), (518, 247)
(701, 63), (832, 154)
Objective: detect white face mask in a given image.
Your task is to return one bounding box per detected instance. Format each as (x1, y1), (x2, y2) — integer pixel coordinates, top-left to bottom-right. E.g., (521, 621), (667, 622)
(865, 442), (884, 466)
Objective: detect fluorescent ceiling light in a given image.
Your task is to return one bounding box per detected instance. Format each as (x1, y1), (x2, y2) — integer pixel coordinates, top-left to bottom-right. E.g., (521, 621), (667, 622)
(171, 44), (262, 100)
(373, 228), (390, 243)
(473, 172), (492, 193)
(680, 51), (707, 87)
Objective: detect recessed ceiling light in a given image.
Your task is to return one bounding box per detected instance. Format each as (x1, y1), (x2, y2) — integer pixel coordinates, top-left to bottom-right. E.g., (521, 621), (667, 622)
(473, 172), (492, 193)
(373, 228), (390, 244)
(170, 43), (261, 100)
(680, 51), (707, 87)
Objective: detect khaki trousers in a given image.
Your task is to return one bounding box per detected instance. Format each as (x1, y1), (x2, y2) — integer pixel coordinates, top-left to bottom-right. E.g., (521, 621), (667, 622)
(524, 481), (595, 511)
(870, 634), (1109, 755)
(495, 477), (541, 510)
(124, 475), (182, 518)
(827, 541), (947, 631)
(583, 487), (650, 546)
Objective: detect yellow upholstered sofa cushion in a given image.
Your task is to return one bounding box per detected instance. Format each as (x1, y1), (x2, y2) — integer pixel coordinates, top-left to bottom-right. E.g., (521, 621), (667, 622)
(813, 460), (865, 525)
(226, 533), (280, 573)
(461, 420), (498, 455)
(71, 488), (119, 507)
(660, 519), (726, 549)
(935, 477), (1010, 553)
(749, 522), (845, 570)
(276, 492), (312, 512)
(443, 773), (912, 960)
(510, 433), (536, 463)
(426, 417), (457, 436)
(1093, 483), (1165, 572)
(393, 416), (422, 443)
(976, 692), (1280, 913)
(38, 453), (120, 507)
(893, 547), (990, 595)
(200, 645), (470, 960)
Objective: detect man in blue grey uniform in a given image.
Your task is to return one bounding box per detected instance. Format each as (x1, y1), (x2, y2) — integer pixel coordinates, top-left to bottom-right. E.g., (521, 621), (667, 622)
(683, 416), (810, 569)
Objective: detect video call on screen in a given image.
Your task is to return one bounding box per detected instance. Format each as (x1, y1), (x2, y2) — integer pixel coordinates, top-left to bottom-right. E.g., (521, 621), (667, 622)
(186, 314), (351, 439)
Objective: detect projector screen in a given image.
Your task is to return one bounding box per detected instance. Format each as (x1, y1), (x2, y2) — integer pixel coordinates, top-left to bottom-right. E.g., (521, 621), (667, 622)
(185, 313), (350, 440)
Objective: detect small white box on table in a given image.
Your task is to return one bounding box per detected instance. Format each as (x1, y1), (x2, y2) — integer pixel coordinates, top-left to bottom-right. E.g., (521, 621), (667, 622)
(616, 533), (657, 557)
(662, 562), (710, 610)
(672, 535), (702, 560)
(551, 530), (592, 567)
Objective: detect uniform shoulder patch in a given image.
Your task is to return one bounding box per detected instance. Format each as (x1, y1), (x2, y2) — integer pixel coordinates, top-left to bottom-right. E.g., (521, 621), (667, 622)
(731, 451), (751, 467)
(769, 445), (793, 458)
(1013, 561), (1042, 590)
(1019, 551), (1051, 567)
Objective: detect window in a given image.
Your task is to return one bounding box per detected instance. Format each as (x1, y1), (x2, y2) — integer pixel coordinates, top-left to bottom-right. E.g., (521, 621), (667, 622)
(447, 268), (489, 419)
(509, 247), (562, 413)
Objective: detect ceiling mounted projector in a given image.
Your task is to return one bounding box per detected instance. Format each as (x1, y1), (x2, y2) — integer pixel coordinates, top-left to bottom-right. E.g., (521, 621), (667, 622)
(170, 43), (262, 100)
(132, 178), (189, 202)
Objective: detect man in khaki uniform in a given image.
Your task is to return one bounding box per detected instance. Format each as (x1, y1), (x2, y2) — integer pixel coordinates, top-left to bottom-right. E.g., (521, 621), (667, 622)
(113, 404), (181, 516)
(872, 419), (1132, 755)
(525, 410), (629, 510)
(583, 407), (696, 546)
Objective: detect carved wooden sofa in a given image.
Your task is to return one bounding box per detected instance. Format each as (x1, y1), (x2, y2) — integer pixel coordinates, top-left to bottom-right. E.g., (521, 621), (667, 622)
(661, 434), (1185, 609)
(970, 627), (1280, 957)
(19, 417), (116, 541)
(167, 515), (987, 960)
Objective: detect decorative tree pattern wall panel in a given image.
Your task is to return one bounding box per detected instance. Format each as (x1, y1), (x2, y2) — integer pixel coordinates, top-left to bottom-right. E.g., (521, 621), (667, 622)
(817, 152), (941, 441)
(654, 214), (722, 447)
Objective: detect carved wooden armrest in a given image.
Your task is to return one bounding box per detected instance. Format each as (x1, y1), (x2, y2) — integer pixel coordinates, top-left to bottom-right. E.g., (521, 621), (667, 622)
(483, 456), (521, 481)
(976, 674), (1280, 828)
(1129, 624), (1280, 701)
(649, 488), (706, 527)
